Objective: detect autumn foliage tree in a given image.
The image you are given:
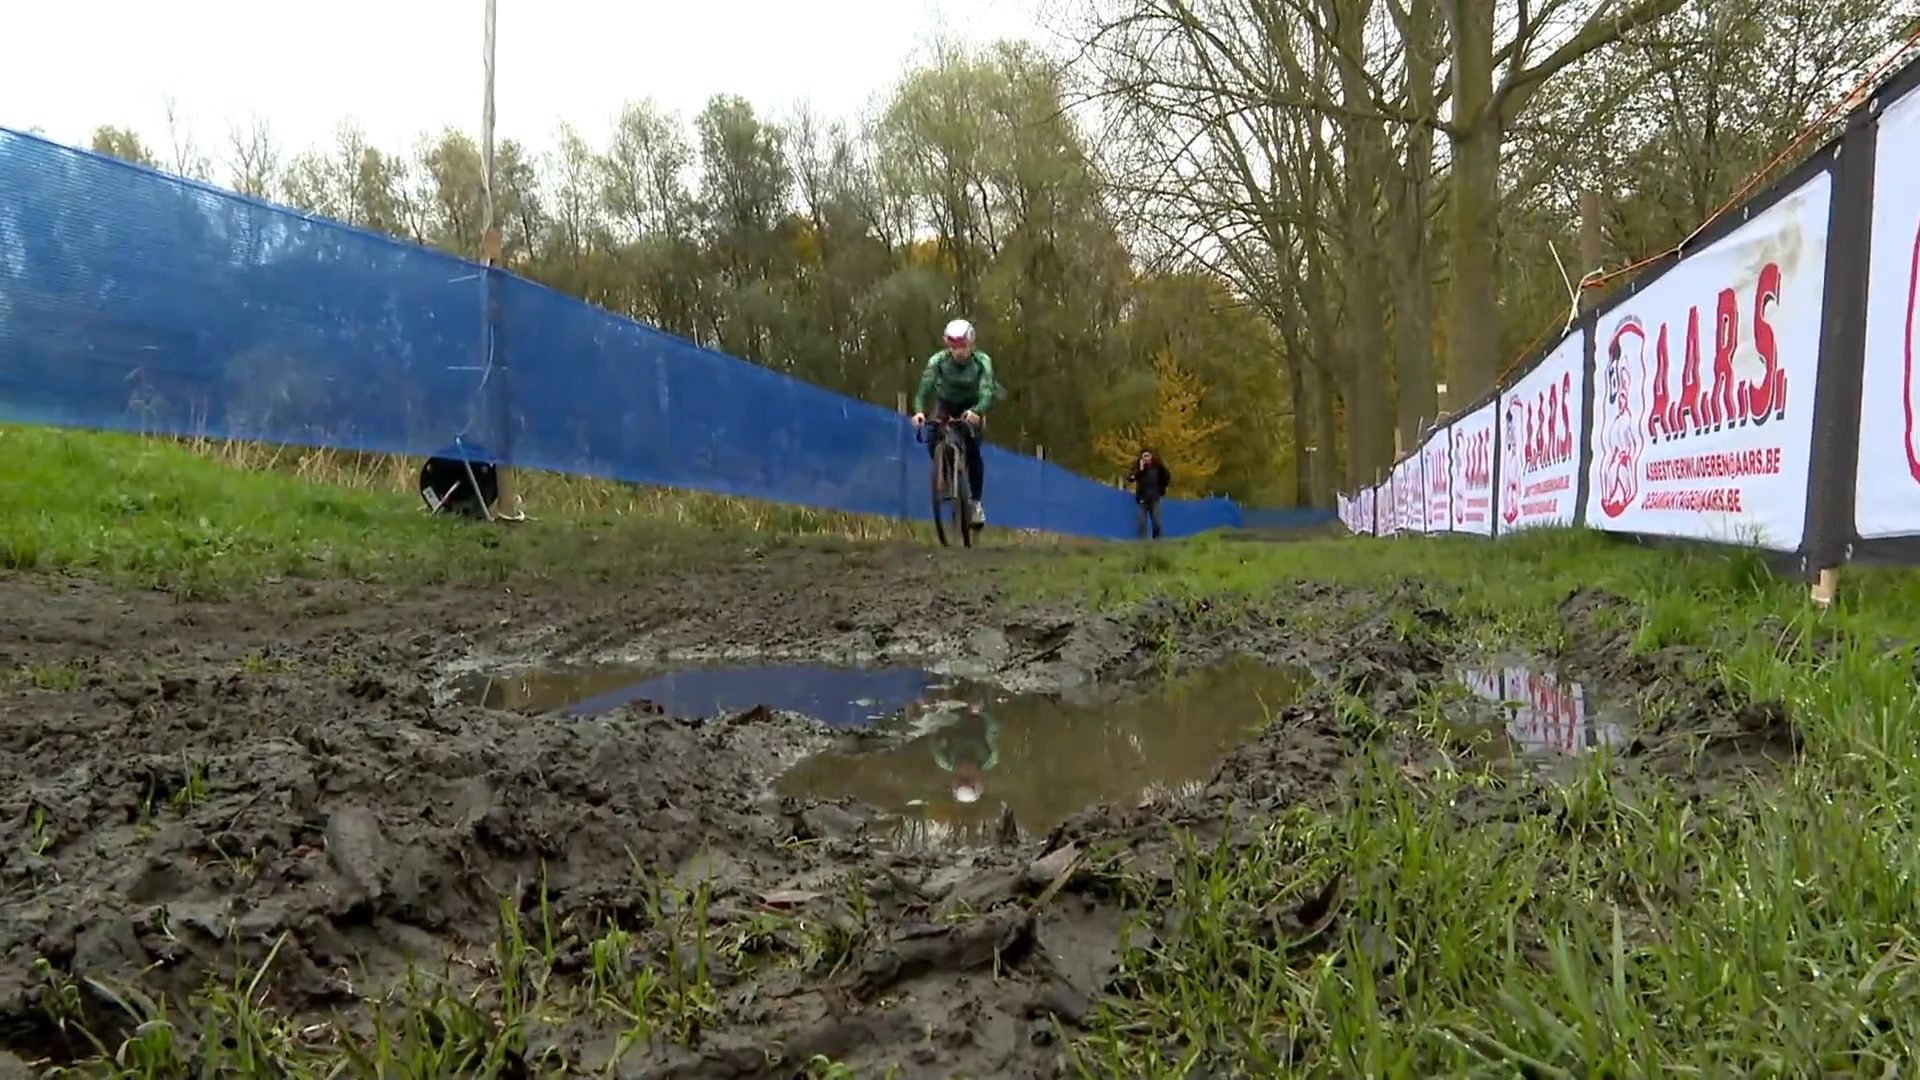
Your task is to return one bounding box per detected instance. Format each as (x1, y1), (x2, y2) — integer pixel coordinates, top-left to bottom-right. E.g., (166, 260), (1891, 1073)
(1094, 352), (1230, 497)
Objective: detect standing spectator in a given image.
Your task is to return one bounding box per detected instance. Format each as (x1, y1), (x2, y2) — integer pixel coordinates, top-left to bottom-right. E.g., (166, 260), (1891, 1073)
(1128, 448), (1173, 539)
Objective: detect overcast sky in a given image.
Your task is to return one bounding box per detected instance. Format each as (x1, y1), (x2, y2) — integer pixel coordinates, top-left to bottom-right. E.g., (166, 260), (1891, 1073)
(3, 0), (1056, 161)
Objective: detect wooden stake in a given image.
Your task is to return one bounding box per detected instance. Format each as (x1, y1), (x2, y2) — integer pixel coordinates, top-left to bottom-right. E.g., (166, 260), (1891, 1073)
(1810, 566), (1838, 609)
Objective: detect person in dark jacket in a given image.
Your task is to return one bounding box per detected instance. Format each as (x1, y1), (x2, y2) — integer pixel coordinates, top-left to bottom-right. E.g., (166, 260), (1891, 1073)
(1128, 448), (1173, 538)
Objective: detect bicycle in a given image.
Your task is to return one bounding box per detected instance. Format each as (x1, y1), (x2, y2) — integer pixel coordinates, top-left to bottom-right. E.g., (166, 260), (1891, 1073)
(918, 416), (980, 548)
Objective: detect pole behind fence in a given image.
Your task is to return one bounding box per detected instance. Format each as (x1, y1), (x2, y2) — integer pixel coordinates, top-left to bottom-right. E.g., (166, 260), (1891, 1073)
(1803, 110), (1881, 606)
(1578, 190), (1605, 315)
(478, 0), (524, 521)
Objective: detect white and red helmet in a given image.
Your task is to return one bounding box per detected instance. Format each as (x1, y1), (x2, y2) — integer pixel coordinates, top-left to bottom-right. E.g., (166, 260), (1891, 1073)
(943, 318), (976, 352)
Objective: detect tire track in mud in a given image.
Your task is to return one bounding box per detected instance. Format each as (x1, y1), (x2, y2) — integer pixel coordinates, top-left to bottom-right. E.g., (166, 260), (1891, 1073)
(0, 565), (1792, 1076)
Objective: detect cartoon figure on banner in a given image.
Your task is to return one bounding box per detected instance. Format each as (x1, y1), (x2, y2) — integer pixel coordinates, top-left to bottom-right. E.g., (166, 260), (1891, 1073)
(1501, 399), (1524, 526)
(1453, 428), (1469, 526)
(1599, 317), (1650, 518)
(1905, 218), (1920, 485)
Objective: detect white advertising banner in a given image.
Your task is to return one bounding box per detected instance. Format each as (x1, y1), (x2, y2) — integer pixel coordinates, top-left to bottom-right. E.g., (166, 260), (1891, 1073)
(1584, 170), (1831, 550)
(1855, 84), (1920, 538)
(1422, 432), (1452, 531)
(1497, 333), (1585, 534)
(1361, 485), (1376, 535)
(1377, 478), (1393, 535)
(1448, 402), (1497, 535)
(1399, 457), (1425, 534)
(1456, 667), (1621, 755)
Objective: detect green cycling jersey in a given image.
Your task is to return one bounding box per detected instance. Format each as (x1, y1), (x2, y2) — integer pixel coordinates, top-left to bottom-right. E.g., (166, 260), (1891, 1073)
(913, 350), (999, 415)
(930, 710), (1000, 774)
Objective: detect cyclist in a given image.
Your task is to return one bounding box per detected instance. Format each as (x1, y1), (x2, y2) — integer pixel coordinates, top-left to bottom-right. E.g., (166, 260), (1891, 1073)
(925, 698), (1001, 805)
(911, 318), (998, 527)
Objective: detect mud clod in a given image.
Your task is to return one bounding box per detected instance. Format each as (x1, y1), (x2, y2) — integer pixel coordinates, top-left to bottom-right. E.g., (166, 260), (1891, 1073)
(324, 803), (391, 904)
(852, 907), (1037, 1000)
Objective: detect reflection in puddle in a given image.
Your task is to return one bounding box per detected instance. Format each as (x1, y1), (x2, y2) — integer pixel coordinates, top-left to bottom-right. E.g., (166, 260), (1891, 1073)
(453, 664), (941, 727)
(776, 657), (1310, 844)
(1457, 666), (1622, 754)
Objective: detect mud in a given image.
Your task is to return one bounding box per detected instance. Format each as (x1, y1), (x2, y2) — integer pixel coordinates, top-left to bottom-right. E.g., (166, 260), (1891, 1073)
(0, 553), (1793, 1077)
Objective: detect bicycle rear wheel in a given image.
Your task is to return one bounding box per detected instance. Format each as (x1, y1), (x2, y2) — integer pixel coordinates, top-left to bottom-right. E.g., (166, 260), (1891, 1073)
(952, 454), (977, 549)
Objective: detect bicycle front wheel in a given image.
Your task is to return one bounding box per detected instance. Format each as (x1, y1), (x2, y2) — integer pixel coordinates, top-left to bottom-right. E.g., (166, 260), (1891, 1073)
(931, 443), (953, 547)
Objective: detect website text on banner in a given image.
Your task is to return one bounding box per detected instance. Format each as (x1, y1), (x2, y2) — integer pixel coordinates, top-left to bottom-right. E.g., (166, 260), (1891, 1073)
(1422, 430), (1451, 532)
(1449, 402), (1496, 535)
(1583, 171), (1832, 552)
(0, 127), (1256, 543)
(1854, 80), (1920, 540)
(1497, 332), (1585, 535)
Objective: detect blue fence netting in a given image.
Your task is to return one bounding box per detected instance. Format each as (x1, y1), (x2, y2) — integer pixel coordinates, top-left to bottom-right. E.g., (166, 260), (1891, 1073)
(0, 127), (1334, 540)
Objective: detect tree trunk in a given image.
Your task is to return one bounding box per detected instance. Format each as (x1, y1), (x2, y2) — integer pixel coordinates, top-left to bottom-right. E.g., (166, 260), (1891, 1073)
(1390, 0), (1438, 436)
(1327, 0), (1398, 476)
(1444, 0), (1500, 401)
(1311, 368), (1338, 507)
(1285, 347), (1312, 506)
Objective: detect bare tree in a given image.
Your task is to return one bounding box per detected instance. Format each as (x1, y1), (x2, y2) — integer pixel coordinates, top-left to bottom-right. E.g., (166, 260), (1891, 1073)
(160, 95), (213, 182)
(226, 113), (281, 199)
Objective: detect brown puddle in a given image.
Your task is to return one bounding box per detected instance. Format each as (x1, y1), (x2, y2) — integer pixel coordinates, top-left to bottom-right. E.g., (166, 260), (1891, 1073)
(776, 656), (1311, 845)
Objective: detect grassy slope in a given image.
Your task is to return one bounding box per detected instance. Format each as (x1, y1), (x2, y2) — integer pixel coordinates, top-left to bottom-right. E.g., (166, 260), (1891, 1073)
(0, 425), (1057, 597)
(0, 425), (936, 596)
(1029, 533), (1920, 1075)
(11, 425), (1920, 1073)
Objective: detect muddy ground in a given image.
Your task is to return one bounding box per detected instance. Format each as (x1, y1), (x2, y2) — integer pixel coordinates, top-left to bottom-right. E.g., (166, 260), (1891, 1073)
(0, 543), (1796, 1077)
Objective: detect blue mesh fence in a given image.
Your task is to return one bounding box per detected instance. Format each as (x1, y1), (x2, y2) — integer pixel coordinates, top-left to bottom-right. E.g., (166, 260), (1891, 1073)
(0, 127), (1328, 540)
(0, 130), (502, 459)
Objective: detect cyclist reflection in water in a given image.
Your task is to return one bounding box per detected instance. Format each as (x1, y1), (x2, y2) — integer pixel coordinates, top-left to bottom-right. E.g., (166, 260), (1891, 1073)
(925, 699), (1001, 804)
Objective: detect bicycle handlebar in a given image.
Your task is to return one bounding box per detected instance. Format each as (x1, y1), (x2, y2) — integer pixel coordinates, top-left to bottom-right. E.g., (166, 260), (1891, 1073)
(915, 414), (980, 444)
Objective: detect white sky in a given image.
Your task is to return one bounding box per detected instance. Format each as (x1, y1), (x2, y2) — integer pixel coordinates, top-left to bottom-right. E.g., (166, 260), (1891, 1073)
(2, 0), (1057, 162)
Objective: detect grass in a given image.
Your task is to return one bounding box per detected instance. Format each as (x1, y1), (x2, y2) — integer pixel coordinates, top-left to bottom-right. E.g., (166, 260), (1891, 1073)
(1031, 530), (1920, 1076)
(0, 424), (1049, 597)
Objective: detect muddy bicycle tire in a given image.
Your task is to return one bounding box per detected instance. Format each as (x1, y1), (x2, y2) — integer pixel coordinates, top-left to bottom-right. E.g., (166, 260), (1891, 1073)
(930, 434), (977, 549)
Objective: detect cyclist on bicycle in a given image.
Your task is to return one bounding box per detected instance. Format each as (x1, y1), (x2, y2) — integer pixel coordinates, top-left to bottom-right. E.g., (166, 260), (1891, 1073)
(925, 698), (1000, 805)
(911, 318), (998, 527)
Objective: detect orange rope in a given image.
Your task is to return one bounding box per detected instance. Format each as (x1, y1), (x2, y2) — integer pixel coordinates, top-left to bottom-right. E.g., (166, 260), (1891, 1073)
(1484, 24), (1920, 393)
